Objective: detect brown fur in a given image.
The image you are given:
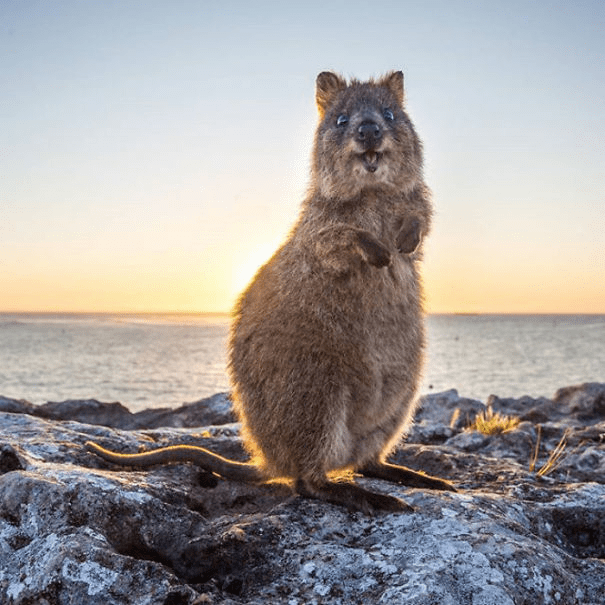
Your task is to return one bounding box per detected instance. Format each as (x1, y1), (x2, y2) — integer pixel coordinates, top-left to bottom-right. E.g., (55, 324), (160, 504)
(87, 71), (454, 514)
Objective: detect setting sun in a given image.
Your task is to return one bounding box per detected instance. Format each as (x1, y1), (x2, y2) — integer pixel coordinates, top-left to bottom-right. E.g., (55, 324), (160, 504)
(230, 240), (282, 302)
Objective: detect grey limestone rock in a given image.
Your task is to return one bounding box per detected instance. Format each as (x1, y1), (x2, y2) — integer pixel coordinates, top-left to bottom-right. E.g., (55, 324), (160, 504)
(1, 392), (236, 430)
(1, 384), (604, 604)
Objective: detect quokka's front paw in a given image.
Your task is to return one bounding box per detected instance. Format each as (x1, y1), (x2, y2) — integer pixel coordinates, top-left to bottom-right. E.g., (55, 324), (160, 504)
(396, 218), (422, 254)
(356, 231), (392, 267)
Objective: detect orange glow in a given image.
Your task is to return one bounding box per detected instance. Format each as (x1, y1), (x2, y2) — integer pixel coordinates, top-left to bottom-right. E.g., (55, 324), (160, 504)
(2, 252), (604, 315)
(229, 240), (280, 303)
(423, 256), (605, 315)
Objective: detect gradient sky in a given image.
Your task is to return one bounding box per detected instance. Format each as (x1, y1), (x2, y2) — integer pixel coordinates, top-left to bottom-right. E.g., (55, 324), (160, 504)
(1, 0), (604, 313)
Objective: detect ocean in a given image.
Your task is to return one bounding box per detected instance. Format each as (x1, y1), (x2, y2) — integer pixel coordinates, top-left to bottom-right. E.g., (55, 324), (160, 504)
(0, 313), (603, 412)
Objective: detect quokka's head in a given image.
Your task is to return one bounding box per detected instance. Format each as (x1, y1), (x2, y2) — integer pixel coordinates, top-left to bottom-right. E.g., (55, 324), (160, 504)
(311, 71), (424, 200)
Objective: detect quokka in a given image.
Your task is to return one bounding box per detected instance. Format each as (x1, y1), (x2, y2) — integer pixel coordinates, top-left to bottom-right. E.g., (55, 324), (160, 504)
(87, 71), (454, 513)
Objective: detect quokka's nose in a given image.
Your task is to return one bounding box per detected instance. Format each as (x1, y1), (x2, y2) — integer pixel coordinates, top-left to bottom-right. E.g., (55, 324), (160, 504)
(357, 121), (382, 146)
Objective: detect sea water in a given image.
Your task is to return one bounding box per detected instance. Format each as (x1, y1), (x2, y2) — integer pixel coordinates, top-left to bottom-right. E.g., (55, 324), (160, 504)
(0, 313), (603, 412)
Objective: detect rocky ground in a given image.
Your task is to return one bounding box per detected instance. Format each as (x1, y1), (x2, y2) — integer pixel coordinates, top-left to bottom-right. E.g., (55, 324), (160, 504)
(1, 383), (604, 604)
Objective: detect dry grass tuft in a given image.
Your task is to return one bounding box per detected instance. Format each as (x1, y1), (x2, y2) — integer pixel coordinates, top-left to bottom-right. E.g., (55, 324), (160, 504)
(530, 425), (572, 477)
(467, 406), (520, 435)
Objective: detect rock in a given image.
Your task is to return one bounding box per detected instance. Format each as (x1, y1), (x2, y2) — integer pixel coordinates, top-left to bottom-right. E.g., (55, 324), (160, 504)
(0, 395), (35, 415)
(35, 398), (136, 428)
(1, 392), (235, 430)
(1, 383), (605, 604)
(553, 382), (605, 422)
(133, 393), (237, 429)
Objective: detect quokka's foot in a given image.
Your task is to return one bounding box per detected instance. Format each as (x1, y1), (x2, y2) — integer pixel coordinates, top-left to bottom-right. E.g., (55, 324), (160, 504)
(396, 218), (421, 254)
(359, 461), (456, 492)
(295, 478), (413, 515)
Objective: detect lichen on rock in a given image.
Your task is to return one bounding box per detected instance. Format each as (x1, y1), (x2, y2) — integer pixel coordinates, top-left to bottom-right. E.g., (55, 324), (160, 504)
(1, 385), (605, 604)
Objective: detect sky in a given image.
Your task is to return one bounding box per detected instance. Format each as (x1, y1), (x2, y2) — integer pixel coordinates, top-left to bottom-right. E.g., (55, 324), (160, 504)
(1, 0), (604, 314)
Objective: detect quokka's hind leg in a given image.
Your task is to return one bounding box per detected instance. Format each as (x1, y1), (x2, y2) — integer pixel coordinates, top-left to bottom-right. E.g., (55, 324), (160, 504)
(295, 477), (413, 514)
(359, 461), (456, 492)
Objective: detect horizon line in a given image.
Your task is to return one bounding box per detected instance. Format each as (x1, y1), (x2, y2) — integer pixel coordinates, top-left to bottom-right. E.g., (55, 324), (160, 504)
(1, 310), (604, 317)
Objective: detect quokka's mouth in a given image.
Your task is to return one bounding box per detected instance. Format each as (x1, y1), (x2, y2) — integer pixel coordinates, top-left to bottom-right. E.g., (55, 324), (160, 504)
(361, 151), (381, 173)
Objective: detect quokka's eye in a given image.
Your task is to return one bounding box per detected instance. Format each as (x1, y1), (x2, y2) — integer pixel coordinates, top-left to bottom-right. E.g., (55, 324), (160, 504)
(383, 108), (395, 121)
(336, 114), (349, 126)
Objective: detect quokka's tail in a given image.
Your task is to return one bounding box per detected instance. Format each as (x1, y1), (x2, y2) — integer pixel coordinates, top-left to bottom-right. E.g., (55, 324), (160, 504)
(85, 441), (262, 483)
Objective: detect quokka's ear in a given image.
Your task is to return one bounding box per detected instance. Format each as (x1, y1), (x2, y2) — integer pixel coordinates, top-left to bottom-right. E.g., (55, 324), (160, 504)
(316, 71), (347, 116)
(382, 70), (405, 106)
